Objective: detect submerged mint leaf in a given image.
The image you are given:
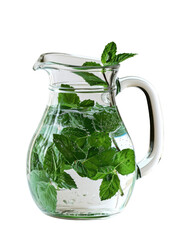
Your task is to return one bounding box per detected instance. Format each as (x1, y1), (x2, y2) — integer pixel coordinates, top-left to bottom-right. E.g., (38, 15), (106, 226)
(53, 134), (86, 164)
(36, 182), (57, 212)
(99, 174), (120, 201)
(43, 144), (58, 175)
(73, 148), (117, 180)
(79, 99), (94, 108)
(29, 170), (50, 185)
(55, 172), (77, 189)
(87, 132), (111, 151)
(61, 127), (87, 139)
(75, 72), (107, 87)
(113, 149), (135, 175)
(53, 134), (76, 164)
(61, 127), (88, 148)
(87, 147), (99, 158)
(82, 62), (101, 67)
(83, 148), (117, 169)
(101, 42), (117, 65)
(61, 112), (95, 134)
(58, 84), (80, 108)
(30, 151), (43, 171)
(29, 170), (57, 212)
(93, 106), (121, 132)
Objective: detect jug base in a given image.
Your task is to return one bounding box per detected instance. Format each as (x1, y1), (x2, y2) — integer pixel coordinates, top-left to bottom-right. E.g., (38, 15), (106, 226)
(44, 208), (121, 220)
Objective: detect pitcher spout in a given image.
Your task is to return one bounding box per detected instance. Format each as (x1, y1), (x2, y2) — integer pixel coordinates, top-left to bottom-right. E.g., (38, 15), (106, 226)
(33, 52), (120, 88)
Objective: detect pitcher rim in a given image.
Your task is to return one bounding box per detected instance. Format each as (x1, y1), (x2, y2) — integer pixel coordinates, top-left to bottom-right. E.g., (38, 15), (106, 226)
(33, 52), (120, 72)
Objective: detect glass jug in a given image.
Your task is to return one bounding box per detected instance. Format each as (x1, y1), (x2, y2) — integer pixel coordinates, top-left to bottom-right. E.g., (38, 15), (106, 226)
(27, 53), (163, 219)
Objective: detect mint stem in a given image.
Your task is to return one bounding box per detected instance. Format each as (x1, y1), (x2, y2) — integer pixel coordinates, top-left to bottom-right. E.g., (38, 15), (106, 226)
(119, 185), (124, 196)
(102, 71), (109, 86)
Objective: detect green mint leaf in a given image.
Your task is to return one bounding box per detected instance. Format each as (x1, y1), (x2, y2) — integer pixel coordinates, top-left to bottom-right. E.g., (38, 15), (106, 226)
(88, 132), (111, 151)
(92, 166), (115, 180)
(29, 170), (50, 184)
(84, 148), (117, 168)
(75, 72), (107, 87)
(36, 182), (57, 212)
(53, 134), (86, 164)
(82, 62), (101, 67)
(101, 42), (117, 65)
(79, 99), (94, 108)
(61, 127), (87, 139)
(72, 161), (88, 178)
(30, 151), (43, 171)
(113, 53), (137, 63)
(73, 159), (98, 179)
(43, 144), (58, 175)
(113, 149), (135, 175)
(116, 78), (121, 95)
(73, 148), (117, 180)
(55, 172), (77, 189)
(31, 134), (50, 165)
(93, 106), (121, 132)
(99, 174), (120, 201)
(61, 112), (95, 134)
(29, 170), (57, 212)
(61, 127), (88, 149)
(53, 134), (76, 164)
(87, 147), (99, 158)
(58, 84), (80, 108)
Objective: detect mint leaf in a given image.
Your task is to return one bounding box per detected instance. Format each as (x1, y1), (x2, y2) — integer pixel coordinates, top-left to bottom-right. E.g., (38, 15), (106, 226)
(87, 147), (99, 158)
(101, 42), (117, 65)
(84, 148), (117, 169)
(29, 170), (57, 212)
(116, 79), (121, 95)
(61, 112), (95, 134)
(36, 182), (57, 212)
(92, 166), (115, 180)
(75, 72), (107, 87)
(73, 159), (97, 179)
(53, 134), (76, 163)
(73, 148), (117, 180)
(58, 84), (80, 108)
(53, 134), (86, 164)
(29, 170), (50, 184)
(101, 42), (136, 66)
(93, 106), (121, 132)
(113, 53), (137, 63)
(55, 172), (77, 189)
(79, 99), (94, 108)
(82, 62), (101, 67)
(30, 151), (43, 171)
(87, 132), (111, 151)
(61, 127), (87, 139)
(43, 144), (58, 175)
(113, 149), (135, 175)
(99, 174), (120, 201)
(61, 127), (88, 149)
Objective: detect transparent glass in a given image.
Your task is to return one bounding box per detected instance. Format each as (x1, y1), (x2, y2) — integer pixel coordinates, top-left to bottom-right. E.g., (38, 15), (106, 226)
(27, 53), (163, 219)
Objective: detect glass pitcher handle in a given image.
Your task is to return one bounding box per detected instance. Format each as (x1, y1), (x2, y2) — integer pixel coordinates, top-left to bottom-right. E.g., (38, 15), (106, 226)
(117, 76), (163, 179)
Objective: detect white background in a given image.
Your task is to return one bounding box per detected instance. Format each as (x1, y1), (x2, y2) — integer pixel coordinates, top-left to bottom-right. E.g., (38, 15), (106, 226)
(0, 0), (180, 239)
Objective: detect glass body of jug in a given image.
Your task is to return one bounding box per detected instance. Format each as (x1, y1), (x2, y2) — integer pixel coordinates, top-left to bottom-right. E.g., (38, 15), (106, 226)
(27, 53), (163, 219)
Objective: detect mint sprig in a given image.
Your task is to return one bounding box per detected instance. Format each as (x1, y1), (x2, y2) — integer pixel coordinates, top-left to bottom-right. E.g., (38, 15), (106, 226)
(101, 41), (137, 66)
(75, 41), (136, 87)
